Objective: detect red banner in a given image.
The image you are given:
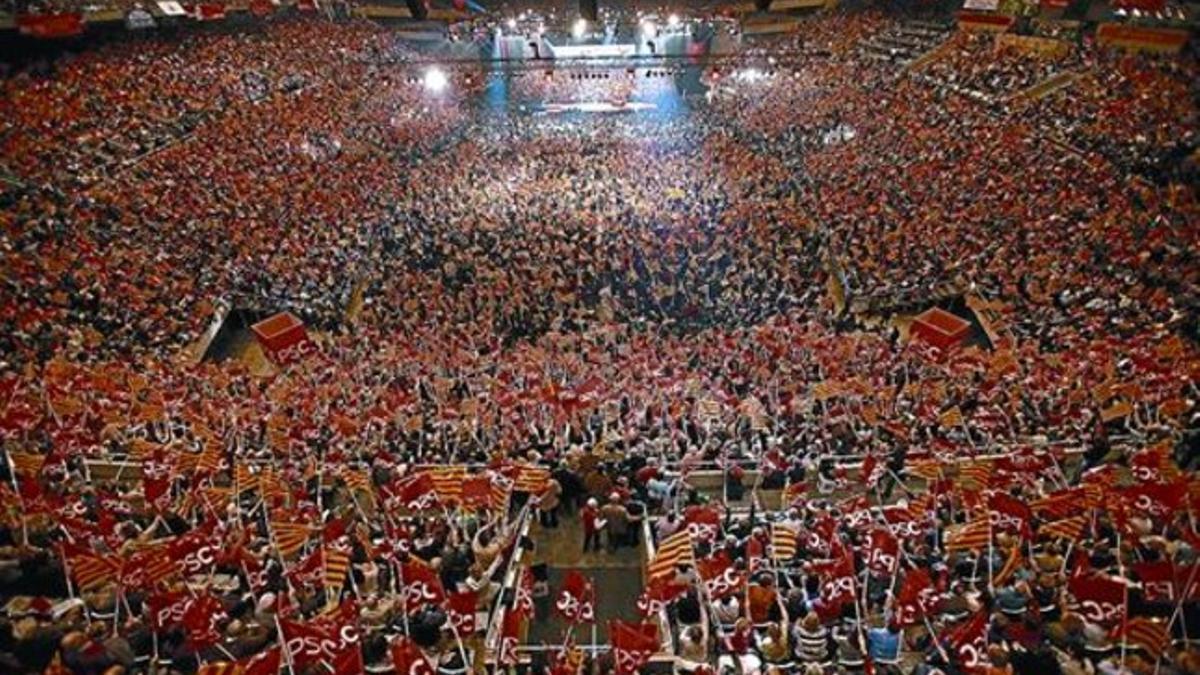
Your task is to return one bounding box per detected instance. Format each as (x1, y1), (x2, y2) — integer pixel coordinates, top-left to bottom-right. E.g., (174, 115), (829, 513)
(192, 3), (227, 20)
(250, 312), (311, 365)
(249, 0), (275, 16)
(956, 11), (1015, 32)
(16, 13), (85, 39)
(1095, 23), (1189, 53)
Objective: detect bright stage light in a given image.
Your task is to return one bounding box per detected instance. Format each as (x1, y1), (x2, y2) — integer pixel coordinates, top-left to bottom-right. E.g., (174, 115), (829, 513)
(668, 14), (680, 27)
(641, 20), (656, 37)
(506, 18), (517, 29)
(573, 18), (587, 38)
(423, 67), (448, 93)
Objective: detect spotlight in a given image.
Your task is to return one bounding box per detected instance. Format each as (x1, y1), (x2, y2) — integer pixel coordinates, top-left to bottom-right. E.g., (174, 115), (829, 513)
(572, 18), (587, 39)
(506, 18), (516, 29)
(423, 67), (448, 92)
(668, 14), (680, 27)
(641, 20), (656, 37)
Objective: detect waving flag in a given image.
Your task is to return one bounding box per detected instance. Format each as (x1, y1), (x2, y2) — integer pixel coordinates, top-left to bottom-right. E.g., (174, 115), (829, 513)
(819, 550), (857, 607)
(181, 593), (227, 650)
(1116, 617), (1170, 655)
(636, 577), (688, 616)
(1068, 574), (1127, 625)
(610, 620), (658, 674)
(446, 590), (478, 634)
(1039, 515), (1088, 543)
(946, 611), (990, 673)
(60, 541), (121, 592)
(513, 567), (535, 618)
(864, 528), (899, 575)
(945, 518), (991, 553)
(515, 464), (551, 494)
(146, 590), (191, 632)
(324, 547), (352, 597)
(499, 612), (522, 666)
(555, 570), (595, 624)
(895, 568), (938, 627)
(279, 602), (360, 670)
(988, 492), (1032, 538)
(401, 559), (445, 611)
(397, 472), (438, 510)
(682, 505), (722, 541)
(770, 523), (798, 562)
(647, 529), (694, 582)
(269, 519), (312, 558)
(697, 552), (744, 599)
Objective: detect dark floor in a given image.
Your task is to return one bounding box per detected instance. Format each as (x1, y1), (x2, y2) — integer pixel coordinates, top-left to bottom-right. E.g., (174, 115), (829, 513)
(525, 511), (645, 646)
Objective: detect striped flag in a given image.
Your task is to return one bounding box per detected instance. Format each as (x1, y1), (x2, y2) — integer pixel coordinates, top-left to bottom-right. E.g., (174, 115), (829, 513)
(61, 541), (121, 591)
(770, 523), (798, 562)
(270, 520), (312, 558)
(1100, 400), (1134, 423)
(339, 467), (373, 494)
(907, 460), (944, 482)
(324, 548), (352, 596)
(195, 440), (223, 475)
(8, 451), (45, 478)
(233, 463), (257, 495)
(647, 529), (694, 582)
(812, 380), (841, 401)
(428, 466), (466, 504)
(1118, 617), (1170, 654)
(944, 519), (991, 552)
(1040, 515), (1089, 543)
(515, 464), (551, 494)
(938, 405), (965, 428)
(258, 468), (289, 504)
(992, 544), (1024, 587)
(956, 462), (992, 492)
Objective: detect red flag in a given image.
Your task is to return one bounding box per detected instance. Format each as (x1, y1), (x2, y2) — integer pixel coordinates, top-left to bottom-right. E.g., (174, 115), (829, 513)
(446, 590), (478, 634)
(864, 528), (899, 575)
(280, 603), (361, 669)
(15, 12), (84, 38)
(460, 475), (494, 510)
(400, 559), (445, 611)
(895, 568), (937, 627)
(181, 593), (227, 650)
(1068, 574), (1127, 625)
(164, 523), (220, 578)
(1132, 561), (1177, 602)
(682, 505), (722, 541)
(696, 552), (744, 600)
(946, 611), (990, 673)
(555, 570), (595, 624)
(391, 636), (436, 675)
(987, 492), (1033, 538)
(513, 567), (535, 618)
(610, 620), (658, 674)
(1122, 480), (1187, 520)
(636, 577), (688, 616)
(146, 590), (191, 632)
(397, 473), (438, 510)
(819, 549), (857, 607)
(499, 612), (522, 666)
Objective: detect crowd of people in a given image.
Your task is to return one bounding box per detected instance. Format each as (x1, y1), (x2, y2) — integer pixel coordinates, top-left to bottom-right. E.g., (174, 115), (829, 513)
(0, 4), (1197, 675)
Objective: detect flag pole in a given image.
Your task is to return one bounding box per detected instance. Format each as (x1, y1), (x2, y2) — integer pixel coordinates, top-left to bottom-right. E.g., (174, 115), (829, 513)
(274, 614), (298, 675)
